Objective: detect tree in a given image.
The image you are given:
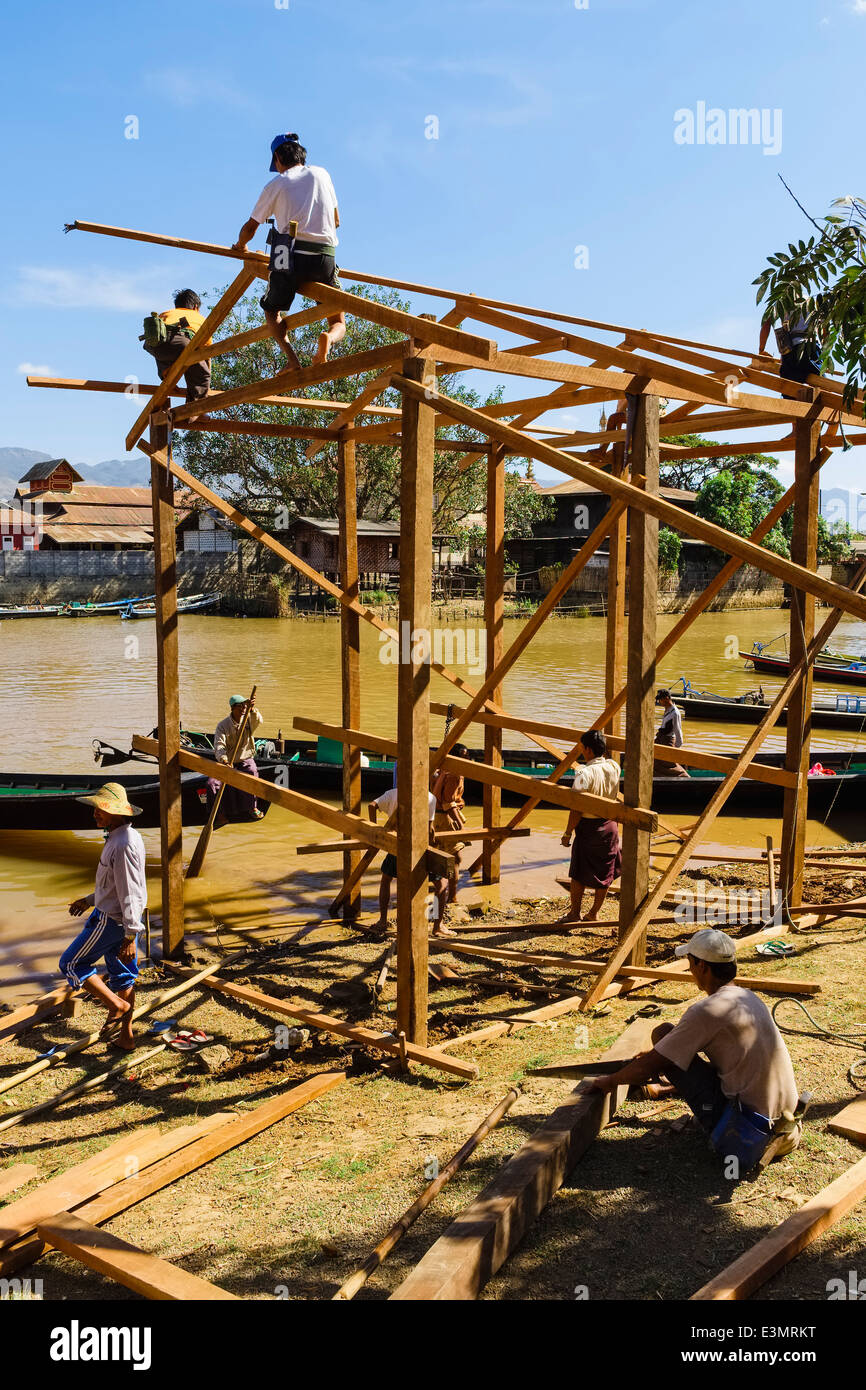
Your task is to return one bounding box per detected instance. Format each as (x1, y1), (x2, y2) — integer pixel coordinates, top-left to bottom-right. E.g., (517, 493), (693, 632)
(660, 437), (783, 494)
(817, 516), (854, 564)
(695, 464), (790, 557)
(175, 282), (552, 540)
(657, 526), (682, 574)
(753, 191), (866, 411)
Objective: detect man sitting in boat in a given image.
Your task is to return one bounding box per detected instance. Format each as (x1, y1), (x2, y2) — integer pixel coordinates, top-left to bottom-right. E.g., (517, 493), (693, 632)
(368, 781), (451, 937)
(558, 729), (622, 927)
(207, 694), (264, 826)
(654, 688), (688, 777)
(588, 929), (804, 1174)
(62, 783), (147, 1052)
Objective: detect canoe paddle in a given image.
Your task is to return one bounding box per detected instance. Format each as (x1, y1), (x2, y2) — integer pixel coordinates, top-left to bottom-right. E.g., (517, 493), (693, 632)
(186, 684), (257, 879)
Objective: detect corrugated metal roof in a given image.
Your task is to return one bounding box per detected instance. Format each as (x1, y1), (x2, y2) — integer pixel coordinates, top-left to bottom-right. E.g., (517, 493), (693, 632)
(40, 525), (153, 545)
(42, 504), (153, 526)
(296, 515), (402, 537)
(16, 485), (154, 505)
(539, 480), (697, 501)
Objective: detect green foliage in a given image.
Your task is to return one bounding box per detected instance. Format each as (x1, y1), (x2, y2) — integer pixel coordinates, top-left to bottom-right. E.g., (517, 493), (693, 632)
(660, 436), (779, 494)
(696, 464), (790, 556)
(817, 516), (854, 563)
(175, 282), (552, 538)
(657, 526), (682, 574)
(753, 194), (866, 411)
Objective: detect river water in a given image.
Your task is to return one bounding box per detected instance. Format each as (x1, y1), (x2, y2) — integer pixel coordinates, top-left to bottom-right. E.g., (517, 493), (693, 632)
(2, 608), (865, 997)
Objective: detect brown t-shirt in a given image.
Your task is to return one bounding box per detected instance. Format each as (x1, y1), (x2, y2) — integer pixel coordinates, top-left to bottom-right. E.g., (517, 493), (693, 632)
(654, 984), (799, 1122)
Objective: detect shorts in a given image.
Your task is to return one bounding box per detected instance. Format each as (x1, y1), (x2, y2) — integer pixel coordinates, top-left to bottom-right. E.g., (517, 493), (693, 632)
(779, 348), (821, 398)
(59, 909), (140, 991)
(260, 251), (341, 315)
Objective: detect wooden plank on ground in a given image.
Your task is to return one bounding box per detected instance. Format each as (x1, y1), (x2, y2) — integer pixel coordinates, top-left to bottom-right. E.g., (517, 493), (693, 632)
(691, 1154), (866, 1300)
(0, 1071), (346, 1278)
(828, 1097), (866, 1147)
(389, 1016), (656, 1300)
(37, 1211), (238, 1300)
(168, 969), (478, 1080)
(0, 1165), (38, 1199)
(0, 985), (72, 1043)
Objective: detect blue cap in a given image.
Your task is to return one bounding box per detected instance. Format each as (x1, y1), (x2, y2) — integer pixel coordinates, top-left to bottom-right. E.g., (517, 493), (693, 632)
(270, 132), (299, 172)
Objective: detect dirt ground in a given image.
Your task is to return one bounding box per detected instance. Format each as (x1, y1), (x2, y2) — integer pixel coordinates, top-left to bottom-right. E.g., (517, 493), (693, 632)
(1, 854), (865, 1303)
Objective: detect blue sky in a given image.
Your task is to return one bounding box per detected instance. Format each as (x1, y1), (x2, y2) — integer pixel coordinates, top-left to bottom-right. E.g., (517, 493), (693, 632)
(2, 0), (865, 513)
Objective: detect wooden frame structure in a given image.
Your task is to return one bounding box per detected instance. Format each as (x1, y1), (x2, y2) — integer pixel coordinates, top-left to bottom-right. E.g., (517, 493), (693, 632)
(29, 219), (866, 1043)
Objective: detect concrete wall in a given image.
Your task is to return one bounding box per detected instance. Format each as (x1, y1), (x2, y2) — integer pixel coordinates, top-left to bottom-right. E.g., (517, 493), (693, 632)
(0, 548), (242, 604)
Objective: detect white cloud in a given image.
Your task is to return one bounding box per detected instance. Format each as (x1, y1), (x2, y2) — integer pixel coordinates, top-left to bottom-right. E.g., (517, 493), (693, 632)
(143, 68), (255, 111)
(853, 1), (866, 13)
(15, 265), (177, 312)
(16, 361), (54, 376)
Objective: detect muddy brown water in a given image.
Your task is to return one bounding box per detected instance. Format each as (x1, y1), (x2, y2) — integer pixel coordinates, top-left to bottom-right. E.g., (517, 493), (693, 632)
(2, 608), (864, 998)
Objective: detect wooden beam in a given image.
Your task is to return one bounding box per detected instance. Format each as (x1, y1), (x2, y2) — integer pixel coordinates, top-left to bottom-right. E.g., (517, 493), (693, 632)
(394, 376), (866, 621)
(168, 970), (478, 1080)
(389, 1016), (656, 1300)
(619, 395), (659, 968)
(828, 1097), (866, 1147)
(437, 940), (821, 996)
(691, 1154), (866, 1300)
(296, 828), (532, 854)
(338, 434), (362, 920)
(0, 1072), (346, 1279)
(483, 447), (506, 884)
(0, 985), (73, 1043)
(780, 417), (822, 910)
(0, 1165), (38, 1199)
(291, 719), (657, 829)
(604, 439), (628, 737)
(397, 350), (436, 1044)
(295, 279), (496, 362)
(131, 735), (397, 853)
(37, 1211), (238, 1300)
(150, 427), (184, 956)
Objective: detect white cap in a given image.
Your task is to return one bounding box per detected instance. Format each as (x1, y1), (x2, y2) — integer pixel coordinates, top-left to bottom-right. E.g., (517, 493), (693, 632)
(674, 928), (737, 963)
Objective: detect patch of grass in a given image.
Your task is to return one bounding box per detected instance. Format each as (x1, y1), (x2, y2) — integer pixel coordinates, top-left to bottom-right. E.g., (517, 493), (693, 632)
(321, 1154), (373, 1180)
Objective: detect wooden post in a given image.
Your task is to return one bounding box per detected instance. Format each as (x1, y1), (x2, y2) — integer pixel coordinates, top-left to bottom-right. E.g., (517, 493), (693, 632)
(780, 416), (821, 910)
(337, 433), (362, 918)
(604, 439), (628, 736)
(150, 419), (184, 956)
(396, 353), (436, 1045)
(482, 446), (506, 884)
(617, 395), (659, 966)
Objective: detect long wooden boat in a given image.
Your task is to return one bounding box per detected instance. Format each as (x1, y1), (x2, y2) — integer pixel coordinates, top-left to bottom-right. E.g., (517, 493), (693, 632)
(741, 649), (866, 688)
(0, 595), (154, 620)
(671, 686), (866, 732)
(0, 771), (221, 831)
(120, 592), (220, 619)
(93, 732), (866, 818)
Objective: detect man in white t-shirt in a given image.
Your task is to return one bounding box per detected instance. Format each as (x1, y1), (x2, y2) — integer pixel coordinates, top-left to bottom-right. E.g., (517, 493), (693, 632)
(587, 928), (803, 1170)
(368, 784), (451, 937)
(232, 132), (346, 367)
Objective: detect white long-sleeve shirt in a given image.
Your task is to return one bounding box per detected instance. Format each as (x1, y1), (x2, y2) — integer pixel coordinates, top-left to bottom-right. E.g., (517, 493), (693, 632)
(85, 824), (147, 937)
(658, 703), (684, 748)
(214, 707), (263, 763)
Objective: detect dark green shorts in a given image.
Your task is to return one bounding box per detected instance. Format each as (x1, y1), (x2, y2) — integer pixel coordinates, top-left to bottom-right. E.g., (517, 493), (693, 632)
(260, 252), (341, 314)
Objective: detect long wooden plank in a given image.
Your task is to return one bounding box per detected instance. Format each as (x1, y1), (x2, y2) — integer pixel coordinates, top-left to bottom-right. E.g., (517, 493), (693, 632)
(691, 1154), (866, 1300)
(0, 1072), (346, 1278)
(126, 266), (256, 448)
(828, 1097), (866, 1147)
(394, 376), (866, 621)
(131, 735), (397, 854)
(437, 940), (820, 996)
(38, 1210), (238, 1300)
(296, 828), (531, 854)
(0, 985), (73, 1043)
(338, 435), (362, 919)
(0, 1115), (232, 1250)
(389, 1016), (656, 1300)
(0, 1165), (38, 1199)
(169, 969), (478, 1080)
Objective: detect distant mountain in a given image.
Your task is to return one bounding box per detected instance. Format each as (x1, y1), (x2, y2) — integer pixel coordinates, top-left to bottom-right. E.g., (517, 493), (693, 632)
(0, 447), (152, 492)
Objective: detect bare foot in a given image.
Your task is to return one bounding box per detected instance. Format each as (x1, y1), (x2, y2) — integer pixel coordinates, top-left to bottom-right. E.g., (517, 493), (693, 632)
(110, 1036), (136, 1052)
(313, 330), (331, 366)
(432, 926), (457, 938)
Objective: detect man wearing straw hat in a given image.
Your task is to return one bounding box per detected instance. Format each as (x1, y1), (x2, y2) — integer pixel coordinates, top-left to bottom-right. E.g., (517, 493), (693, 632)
(62, 783), (147, 1051)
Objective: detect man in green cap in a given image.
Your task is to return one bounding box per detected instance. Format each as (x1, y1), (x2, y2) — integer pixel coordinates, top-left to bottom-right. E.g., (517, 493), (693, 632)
(207, 694), (264, 825)
(63, 782), (147, 1051)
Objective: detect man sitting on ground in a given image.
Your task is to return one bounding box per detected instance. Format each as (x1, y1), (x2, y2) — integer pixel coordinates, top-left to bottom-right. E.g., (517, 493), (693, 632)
(207, 693), (264, 826)
(368, 782), (451, 937)
(63, 783), (147, 1052)
(232, 132), (346, 368)
(143, 289), (212, 404)
(558, 729), (622, 927)
(588, 928), (803, 1171)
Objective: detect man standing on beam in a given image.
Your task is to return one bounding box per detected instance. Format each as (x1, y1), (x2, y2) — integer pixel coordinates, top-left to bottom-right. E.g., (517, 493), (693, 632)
(232, 132), (346, 367)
